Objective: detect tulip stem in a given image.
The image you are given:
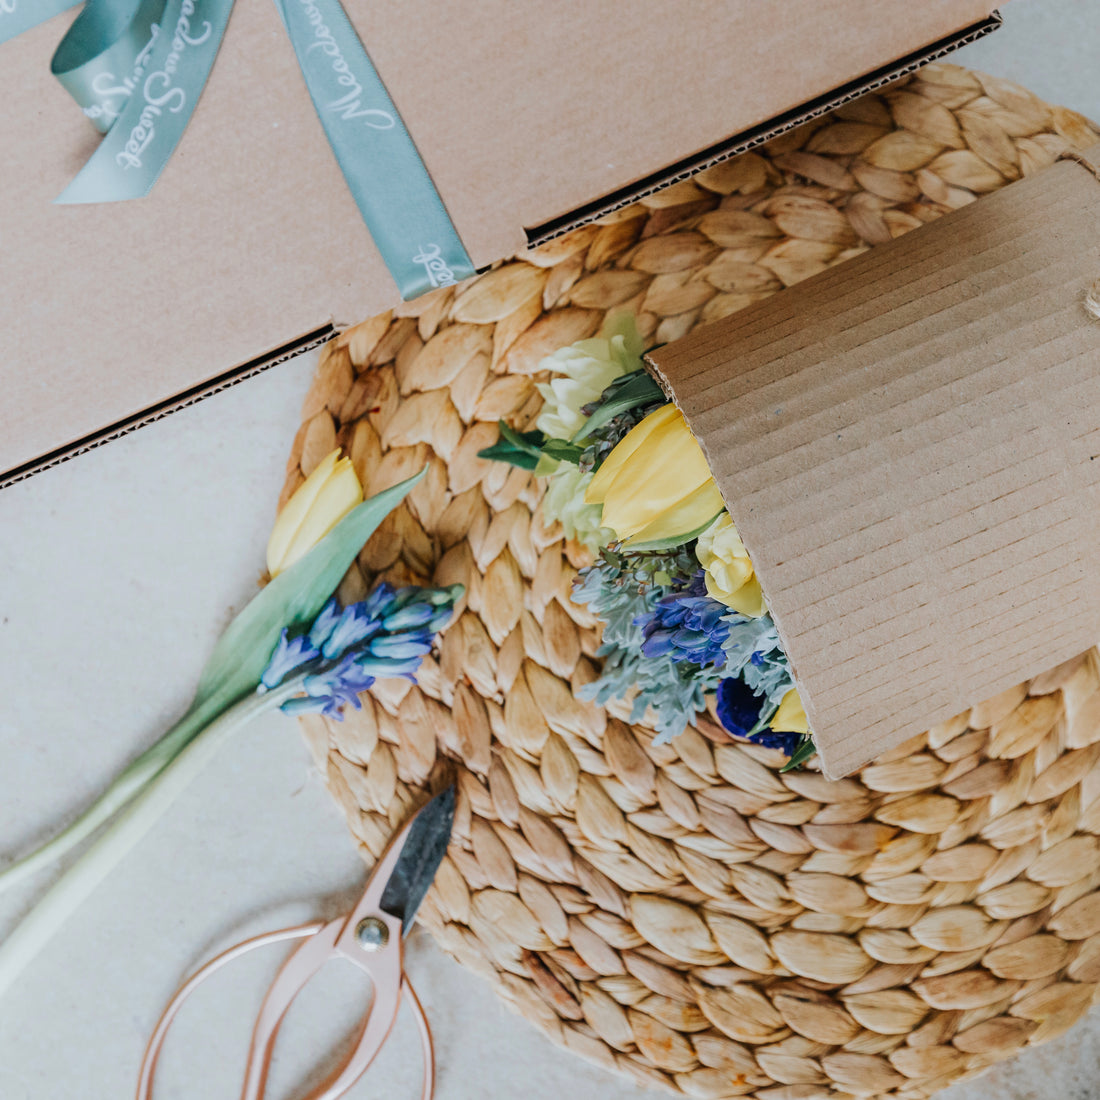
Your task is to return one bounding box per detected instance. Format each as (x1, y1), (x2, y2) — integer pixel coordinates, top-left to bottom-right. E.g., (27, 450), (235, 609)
(0, 676), (304, 1001)
(0, 694), (230, 897)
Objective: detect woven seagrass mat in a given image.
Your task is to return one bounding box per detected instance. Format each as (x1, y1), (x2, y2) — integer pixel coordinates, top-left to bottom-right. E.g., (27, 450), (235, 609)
(281, 66), (1100, 1099)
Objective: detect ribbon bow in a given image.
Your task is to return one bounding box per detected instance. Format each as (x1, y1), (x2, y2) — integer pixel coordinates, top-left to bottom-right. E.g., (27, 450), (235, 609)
(0, 0), (475, 299)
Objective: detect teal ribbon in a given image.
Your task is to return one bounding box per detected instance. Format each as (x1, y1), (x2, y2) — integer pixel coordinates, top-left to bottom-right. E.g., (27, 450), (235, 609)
(0, 0), (80, 41)
(57, 0), (232, 202)
(272, 0), (474, 297)
(0, 0), (474, 299)
(51, 0), (165, 134)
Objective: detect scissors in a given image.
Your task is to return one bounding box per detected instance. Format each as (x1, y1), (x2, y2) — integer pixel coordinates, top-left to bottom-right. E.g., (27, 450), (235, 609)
(136, 786), (455, 1100)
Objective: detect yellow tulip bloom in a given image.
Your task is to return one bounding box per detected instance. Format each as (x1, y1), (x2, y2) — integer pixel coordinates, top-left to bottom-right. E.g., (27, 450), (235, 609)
(770, 689), (809, 735)
(266, 449), (364, 576)
(624, 480), (726, 547)
(586, 403), (723, 542)
(585, 403), (680, 506)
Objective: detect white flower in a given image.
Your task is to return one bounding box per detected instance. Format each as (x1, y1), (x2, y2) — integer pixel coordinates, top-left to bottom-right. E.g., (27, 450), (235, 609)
(541, 464), (613, 552)
(535, 314), (643, 441)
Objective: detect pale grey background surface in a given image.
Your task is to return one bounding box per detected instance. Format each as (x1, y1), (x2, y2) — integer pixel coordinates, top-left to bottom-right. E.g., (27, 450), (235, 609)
(0, 2), (1097, 1097)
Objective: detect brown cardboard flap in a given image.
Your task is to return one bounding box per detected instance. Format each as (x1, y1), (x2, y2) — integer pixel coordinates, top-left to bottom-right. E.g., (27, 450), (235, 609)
(648, 147), (1100, 777)
(0, 1), (998, 485)
(527, 15), (1001, 246)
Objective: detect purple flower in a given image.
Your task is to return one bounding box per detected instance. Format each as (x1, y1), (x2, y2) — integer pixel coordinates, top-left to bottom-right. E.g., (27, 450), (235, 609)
(368, 632), (433, 660)
(260, 629), (321, 690)
(716, 677), (802, 756)
(317, 602), (384, 660)
(382, 602), (436, 631)
(638, 572), (730, 667)
(267, 582), (461, 720)
(307, 598), (343, 651)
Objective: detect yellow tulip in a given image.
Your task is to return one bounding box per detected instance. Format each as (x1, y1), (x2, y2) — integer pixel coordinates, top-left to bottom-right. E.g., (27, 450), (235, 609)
(266, 449), (364, 576)
(770, 688), (809, 735)
(585, 403), (723, 543)
(585, 403), (679, 506)
(623, 480), (726, 547)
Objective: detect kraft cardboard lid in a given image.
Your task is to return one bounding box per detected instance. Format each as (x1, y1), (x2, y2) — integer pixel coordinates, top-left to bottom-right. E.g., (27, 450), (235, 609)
(648, 146), (1100, 778)
(0, 0), (998, 483)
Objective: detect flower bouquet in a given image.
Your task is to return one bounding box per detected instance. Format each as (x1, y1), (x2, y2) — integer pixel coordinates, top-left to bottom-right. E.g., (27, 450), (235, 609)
(479, 317), (814, 768)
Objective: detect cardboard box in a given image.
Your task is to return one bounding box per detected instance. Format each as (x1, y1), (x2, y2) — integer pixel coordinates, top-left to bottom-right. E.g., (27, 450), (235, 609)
(0, 1), (1000, 487)
(648, 145), (1100, 778)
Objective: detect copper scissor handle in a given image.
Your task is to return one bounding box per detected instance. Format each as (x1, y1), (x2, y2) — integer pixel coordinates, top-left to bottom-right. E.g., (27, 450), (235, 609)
(135, 918), (434, 1100)
(137, 805), (443, 1100)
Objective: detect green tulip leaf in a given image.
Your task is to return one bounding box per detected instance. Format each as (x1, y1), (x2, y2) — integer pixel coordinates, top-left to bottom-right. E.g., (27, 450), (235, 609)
(572, 369), (666, 443)
(189, 467), (426, 720)
(780, 736), (817, 772)
(540, 438), (584, 465)
(477, 421), (547, 470)
(499, 421), (546, 456)
(477, 440), (541, 470)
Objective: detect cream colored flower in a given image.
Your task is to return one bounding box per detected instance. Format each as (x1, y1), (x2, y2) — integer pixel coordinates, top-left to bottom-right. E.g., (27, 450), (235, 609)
(266, 449), (363, 576)
(541, 464), (611, 552)
(535, 314), (643, 441)
(695, 513), (765, 617)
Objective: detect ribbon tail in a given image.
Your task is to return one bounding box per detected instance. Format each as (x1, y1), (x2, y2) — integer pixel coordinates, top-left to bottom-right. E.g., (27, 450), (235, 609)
(0, 0), (80, 45)
(56, 0), (234, 205)
(271, 0), (475, 300)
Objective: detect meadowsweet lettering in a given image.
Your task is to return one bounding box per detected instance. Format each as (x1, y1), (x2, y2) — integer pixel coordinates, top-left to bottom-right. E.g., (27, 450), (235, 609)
(116, 1), (211, 169)
(84, 23), (160, 125)
(413, 244), (457, 288)
(296, 0), (395, 129)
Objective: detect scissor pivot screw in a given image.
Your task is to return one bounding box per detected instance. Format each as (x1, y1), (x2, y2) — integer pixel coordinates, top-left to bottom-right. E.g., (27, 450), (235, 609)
(355, 916), (390, 951)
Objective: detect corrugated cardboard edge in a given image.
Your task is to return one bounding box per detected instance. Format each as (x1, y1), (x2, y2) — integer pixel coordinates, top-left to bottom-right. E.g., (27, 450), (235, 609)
(0, 326), (334, 492)
(646, 350), (821, 771)
(527, 14), (1002, 245)
(2, 16), (998, 490)
(647, 146), (1100, 777)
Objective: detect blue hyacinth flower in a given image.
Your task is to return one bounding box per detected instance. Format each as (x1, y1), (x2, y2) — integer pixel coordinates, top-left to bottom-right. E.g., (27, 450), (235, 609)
(260, 629), (321, 690)
(382, 602), (436, 631)
(318, 603), (385, 660)
(368, 633), (433, 660)
(638, 571), (731, 668)
(264, 582), (460, 720)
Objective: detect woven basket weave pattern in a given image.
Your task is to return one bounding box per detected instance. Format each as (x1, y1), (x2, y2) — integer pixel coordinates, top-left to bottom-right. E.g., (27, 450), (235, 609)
(282, 66), (1100, 1099)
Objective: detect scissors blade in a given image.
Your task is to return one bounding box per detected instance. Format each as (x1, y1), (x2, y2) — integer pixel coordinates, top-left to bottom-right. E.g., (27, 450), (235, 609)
(378, 786), (455, 935)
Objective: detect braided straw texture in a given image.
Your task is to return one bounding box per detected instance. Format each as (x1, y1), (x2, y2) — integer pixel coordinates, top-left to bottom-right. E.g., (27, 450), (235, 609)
(282, 66), (1100, 1099)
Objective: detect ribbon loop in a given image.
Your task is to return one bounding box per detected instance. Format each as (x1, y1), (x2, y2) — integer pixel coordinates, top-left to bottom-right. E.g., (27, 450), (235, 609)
(51, 0), (165, 133)
(56, 0), (232, 203)
(1, 0), (474, 298)
(0, 0), (80, 44)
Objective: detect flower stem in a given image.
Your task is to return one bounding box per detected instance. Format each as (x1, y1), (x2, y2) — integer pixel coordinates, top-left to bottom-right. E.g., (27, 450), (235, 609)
(0, 677), (302, 1000)
(0, 704), (214, 896)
